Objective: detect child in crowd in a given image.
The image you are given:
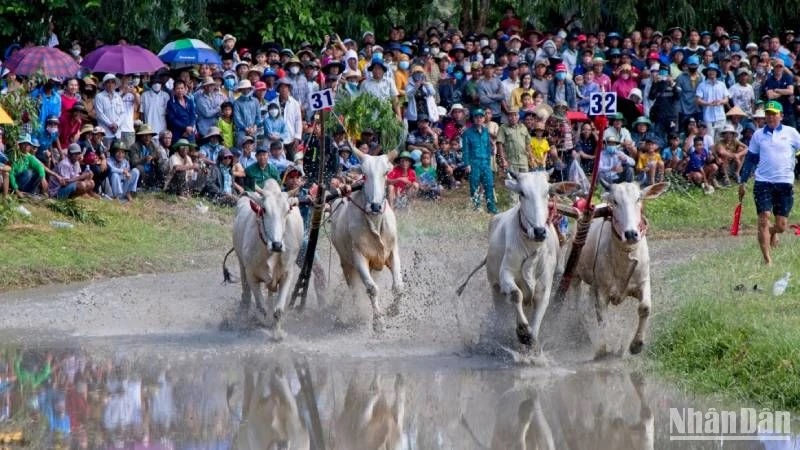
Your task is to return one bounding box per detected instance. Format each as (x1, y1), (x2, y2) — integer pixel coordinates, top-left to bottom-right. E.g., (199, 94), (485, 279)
(685, 136), (718, 194)
(636, 138), (664, 185)
(661, 133), (686, 174)
(217, 101), (235, 149)
(387, 151), (418, 208)
(414, 151), (442, 200)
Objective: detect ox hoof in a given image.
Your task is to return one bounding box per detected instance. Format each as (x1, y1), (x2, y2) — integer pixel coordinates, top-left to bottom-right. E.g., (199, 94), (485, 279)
(629, 339), (644, 355)
(516, 324), (534, 347)
(273, 308), (283, 322)
(272, 327), (287, 342)
(366, 285), (378, 298)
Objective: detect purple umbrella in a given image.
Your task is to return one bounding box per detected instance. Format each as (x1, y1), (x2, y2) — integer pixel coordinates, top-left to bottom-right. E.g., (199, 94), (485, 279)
(4, 46), (79, 78)
(82, 44), (165, 75)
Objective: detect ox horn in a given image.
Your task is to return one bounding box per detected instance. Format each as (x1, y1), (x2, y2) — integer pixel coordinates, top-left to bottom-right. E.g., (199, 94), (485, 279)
(386, 149), (398, 162)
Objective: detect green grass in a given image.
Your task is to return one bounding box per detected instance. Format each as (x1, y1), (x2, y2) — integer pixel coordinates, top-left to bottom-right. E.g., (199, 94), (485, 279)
(649, 239), (800, 410)
(0, 194), (230, 291)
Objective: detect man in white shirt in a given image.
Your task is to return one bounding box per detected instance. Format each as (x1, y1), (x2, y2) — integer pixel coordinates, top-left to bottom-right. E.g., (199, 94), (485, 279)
(695, 63), (729, 139)
(738, 100), (800, 265)
(276, 78), (303, 160)
(94, 74), (124, 148)
(140, 82), (170, 135)
(360, 58), (401, 118)
(118, 76), (139, 148)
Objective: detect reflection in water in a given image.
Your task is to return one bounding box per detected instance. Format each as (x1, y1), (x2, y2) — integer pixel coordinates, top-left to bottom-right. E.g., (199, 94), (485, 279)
(0, 347), (789, 449)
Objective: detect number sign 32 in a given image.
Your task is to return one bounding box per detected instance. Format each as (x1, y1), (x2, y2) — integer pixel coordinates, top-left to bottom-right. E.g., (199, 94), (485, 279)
(310, 89), (335, 111)
(588, 92), (617, 115)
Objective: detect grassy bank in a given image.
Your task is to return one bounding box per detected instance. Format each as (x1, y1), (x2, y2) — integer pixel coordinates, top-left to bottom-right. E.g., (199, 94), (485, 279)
(649, 237), (800, 410)
(0, 194), (230, 291)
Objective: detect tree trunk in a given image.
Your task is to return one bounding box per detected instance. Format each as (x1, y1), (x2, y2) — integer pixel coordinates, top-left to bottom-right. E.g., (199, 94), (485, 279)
(460, 0), (473, 31)
(477, 0), (491, 32)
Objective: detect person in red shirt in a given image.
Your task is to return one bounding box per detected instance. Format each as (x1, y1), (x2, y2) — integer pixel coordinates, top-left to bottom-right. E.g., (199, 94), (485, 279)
(58, 103), (86, 149)
(387, 151), (419, 208)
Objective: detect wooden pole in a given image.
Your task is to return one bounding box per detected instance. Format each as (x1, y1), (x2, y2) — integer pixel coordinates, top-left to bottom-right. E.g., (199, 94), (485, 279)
(290, 109), (327, 310)
(555, 114), (607, 299)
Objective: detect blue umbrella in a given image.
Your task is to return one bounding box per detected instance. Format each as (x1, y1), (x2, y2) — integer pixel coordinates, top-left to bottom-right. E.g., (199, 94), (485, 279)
(157, 38), (221, 65)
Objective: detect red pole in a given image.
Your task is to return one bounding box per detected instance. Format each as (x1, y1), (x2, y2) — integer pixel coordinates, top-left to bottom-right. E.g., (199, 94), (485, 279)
(555, 114), (608, 300)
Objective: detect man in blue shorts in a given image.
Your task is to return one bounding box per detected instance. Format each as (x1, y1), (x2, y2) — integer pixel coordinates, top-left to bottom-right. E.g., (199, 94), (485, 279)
(739, 100), (800, 265)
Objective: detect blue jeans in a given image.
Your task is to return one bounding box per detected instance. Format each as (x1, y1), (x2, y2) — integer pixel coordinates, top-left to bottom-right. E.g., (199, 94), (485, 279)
(109, 168), (140, 199)
(15, 169), (41, 194)
(469, 161), (497, 213)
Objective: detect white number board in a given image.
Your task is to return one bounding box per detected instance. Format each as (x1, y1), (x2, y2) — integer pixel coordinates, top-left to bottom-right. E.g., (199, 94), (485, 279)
(588, 92), (617, 115)
(310, 89), (335, 111)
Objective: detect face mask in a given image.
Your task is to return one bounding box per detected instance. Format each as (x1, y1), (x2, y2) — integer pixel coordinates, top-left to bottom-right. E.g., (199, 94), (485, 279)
(47, 126), (58, 134)
(374, 52), (383, 60)
(731, 44), (741, 52)
(71, 49), (80, 56)
(399, 61), (410, 70)
(659, 70), (669, 78)
(244, 90), (254, 97)
(621, 73), (630, 80)
(268, 108), (279, 118)
(412, 73), (424, 83)
(309, 70), (318, 79)
(224, 78), (236, 90)
(479, 39), (489, 48)
(604, 145), (618, 154)
(555, 72), (566, 81)
(454, 71), (464, 81)
(132, 77), (141, 87)
(151, 83), (162, 92)
(348, 81), (359, 90)
(289, 66), (300, 75)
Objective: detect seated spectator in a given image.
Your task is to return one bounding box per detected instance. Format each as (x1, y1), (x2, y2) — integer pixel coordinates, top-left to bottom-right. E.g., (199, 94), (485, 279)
(244, 144), (280, 191)
(630, 116), (664, 154)
(628, 88), (644, 115)
(211, 149), (242, 205)
(603, 113), (636, 158)
(387, 151), (418, 208)
(598, 137), (635, 184)
(661, 133), (687, 174)
(129, 124), (162, 189)
(440, 103), (466, 142)
(407, 114), (439, 153)
(50, 144), (95, 199)
(237, 135), (257, 170)
(713, 123), (747, 185)
(106, 140), (140, 202)
(435, 138), (465, 189)
(575, 73), (600, 114)
(636, 138), (665, 186)
(164, 139), (198, 199)
(267, 140), (290, 175)
(415, 151), (442, 200)
(199, 127), (225, 165)
(685, 136), (718, 194)
(0, 151), (10, 197)
(8, 134), (49, 197)
(37, 114), (62, 164)
(338, 145), (360, 173)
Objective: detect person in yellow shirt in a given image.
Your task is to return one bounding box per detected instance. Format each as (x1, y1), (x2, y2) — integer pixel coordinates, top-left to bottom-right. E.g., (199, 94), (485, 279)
(395, 54), (411, 105)
(511, 73), (536, 109)
(636, 137), (665, 185)
(217, 101), (235, 149)
(529, 123), (557, 170)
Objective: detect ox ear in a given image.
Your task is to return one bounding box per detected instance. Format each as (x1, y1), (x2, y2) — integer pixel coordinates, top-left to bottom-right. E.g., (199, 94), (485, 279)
(249, 199), (264, 217)
(549, 181), (580, 197)
(642, 182), (669, 200)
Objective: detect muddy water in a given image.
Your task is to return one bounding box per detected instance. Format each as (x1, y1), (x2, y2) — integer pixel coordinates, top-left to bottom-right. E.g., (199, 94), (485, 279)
(1, 237), (798, 448)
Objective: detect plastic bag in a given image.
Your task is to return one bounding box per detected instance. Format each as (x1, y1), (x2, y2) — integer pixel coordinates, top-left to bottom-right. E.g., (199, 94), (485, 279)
(568, 159), (589, 193)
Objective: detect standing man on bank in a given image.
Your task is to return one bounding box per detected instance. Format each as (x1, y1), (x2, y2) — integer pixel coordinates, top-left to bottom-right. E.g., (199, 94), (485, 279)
(739, 100), (800, 265)
(462, 108), (498, 214)
(496, 106), (531, 175)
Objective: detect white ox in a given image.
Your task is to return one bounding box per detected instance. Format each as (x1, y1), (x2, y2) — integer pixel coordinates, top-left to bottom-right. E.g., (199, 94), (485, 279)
(569, 180), (668, 355)
(457, 170), (576, 349)
(329, 149), (403, 331)
(223, 179), (304, 335)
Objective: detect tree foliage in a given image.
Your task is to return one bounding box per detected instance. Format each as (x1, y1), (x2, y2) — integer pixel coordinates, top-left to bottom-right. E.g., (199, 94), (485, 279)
(0, 0), (796, 52)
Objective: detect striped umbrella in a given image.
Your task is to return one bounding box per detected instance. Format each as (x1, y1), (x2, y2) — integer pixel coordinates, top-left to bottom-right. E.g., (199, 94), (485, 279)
(82, 44), (165, 74)
(158, 38), (221, 65)
(4, 46), (80, 78)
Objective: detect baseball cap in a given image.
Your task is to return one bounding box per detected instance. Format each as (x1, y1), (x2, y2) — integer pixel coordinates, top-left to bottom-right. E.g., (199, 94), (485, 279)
(765, 100), (783, 114)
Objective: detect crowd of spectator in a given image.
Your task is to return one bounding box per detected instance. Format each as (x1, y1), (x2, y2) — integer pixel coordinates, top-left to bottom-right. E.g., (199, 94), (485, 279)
(2, 9), (800, 211)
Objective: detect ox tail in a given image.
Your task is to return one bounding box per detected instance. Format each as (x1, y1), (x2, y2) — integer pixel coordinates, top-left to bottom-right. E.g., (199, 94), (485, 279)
(222, 248), (238, 284)
(455, 257), (487, 296)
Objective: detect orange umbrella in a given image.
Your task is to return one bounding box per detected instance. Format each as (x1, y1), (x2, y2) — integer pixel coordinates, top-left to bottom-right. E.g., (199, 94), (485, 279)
(0, 105), (12, 125)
